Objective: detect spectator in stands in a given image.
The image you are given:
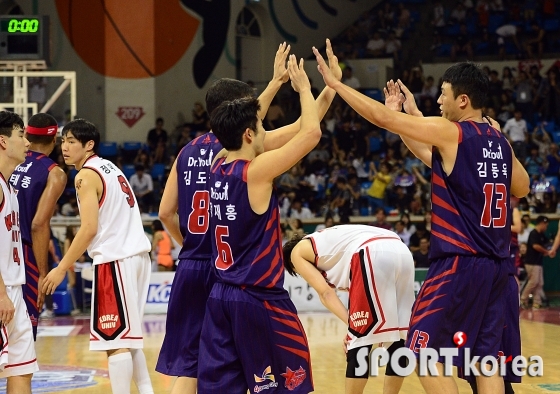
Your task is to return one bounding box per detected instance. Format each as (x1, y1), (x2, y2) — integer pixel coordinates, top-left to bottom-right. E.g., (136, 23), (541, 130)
(278, 166), (301, 196)
(497, 92), (515, 125)
(347, 174), (362, 215)
(545, 143), (560, 177)
(329, 176), (352, 217)
(61, 196), (79, 216)
(385, 32), (402, 62)
(451, 24), (474, 62)
(487, 70), (503, 109)
(397, 3), (411, 28)
(450, 3), (467, 24)
(496, 24), (521, 59)
(176, 123), (192, 153)
(503, 110), (529, 160)
(476, 0), (490, 29)
(366, 32), (385, 58)
(518, 213), (535, 244)
(431, 1), (445, 50)
(420, 76), (438, 101)
(369, 207), (392, 230)
(400, 212), (417, 236)
(367, 161), (392, 213)
(501, 66), (515, 92)
(413, 238), (431, 268)
(539, 68), (560, 124)
(191, 101), (209, 132)
(489, 0), (504, 11)
(341, 66), (361, 89)
(525, 22), (545, 60)
(288, 199), (314, 220)
(146, 117), (168, 163)
(525, 146), (545, 177)
(515, 70), (535, 120)
(523, 0), (537, 21)
(521, 215), (550, 309)
(532, 123), (552, 158)
(315, 214), (334, 232)
(285, 218), (305, 240)
(133, 149), (153, 170)
(394, 220), (411, 246)
(409, 223), (429, 253)
(265, 97), (285, 129)
(151, 220), (174, 272)
(129, 164), (154, 213)
(420, 97), (439, 117)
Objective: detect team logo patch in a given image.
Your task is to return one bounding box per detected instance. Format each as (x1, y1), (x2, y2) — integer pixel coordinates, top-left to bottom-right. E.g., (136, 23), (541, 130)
(253, 365), (278, 392)
(348, 250), (378, 338)
(92, 263), (127, 340)
(281, 366), (306, 391)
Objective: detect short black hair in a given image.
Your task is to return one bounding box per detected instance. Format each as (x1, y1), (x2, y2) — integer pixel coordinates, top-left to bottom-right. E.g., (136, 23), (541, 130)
(152, 219), (164, 231)
(26, 113), (57, 145)
(135, 164), (145, 172)
(205, 78), (255, 116)
(62, 118), (100, 153)
(210, 97), (260, 151)
(441, 62), (488, 109)
(156, 117), (164, 124)
(0, 111), (24, 137)
(282, 233), (306, 277)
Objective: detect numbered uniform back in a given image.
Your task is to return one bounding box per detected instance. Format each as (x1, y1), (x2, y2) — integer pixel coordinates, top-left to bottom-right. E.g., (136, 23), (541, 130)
(430, 121), (513, 260)
(0, 174), (25, 286)
(80, 155), (150, 265)
(176, 132), (222, 260)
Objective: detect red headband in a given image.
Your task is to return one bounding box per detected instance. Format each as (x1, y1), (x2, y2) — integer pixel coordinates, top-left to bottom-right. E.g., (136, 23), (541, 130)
(26, 125), (58, 136)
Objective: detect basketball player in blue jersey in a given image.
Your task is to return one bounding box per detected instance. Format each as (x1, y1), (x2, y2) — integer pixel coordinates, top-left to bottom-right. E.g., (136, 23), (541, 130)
(197, 55), (322, 394)
(9, 113), (66, 340)
(156, 42), (341, 394)
(314, 41), (530, 394)
(387, 80), (524, 394)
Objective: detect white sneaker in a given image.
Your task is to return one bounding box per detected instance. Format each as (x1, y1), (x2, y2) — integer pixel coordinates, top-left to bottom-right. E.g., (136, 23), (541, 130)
(40, 309), (55, 319)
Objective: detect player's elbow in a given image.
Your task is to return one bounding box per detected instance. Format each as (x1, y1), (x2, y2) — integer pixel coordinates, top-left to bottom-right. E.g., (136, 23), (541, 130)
(304, 126), (322, 146)
(159, 207), (175, 224)
(31, 219), (49, 234)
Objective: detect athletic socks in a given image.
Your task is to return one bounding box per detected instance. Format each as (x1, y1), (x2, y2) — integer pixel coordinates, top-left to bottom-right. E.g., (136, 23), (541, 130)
(131, 349), (154, 394)
(108, 352), (133, 393)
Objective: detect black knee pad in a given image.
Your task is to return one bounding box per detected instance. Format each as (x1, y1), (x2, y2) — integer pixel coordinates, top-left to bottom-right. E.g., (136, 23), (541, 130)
(346, 345), (373, 378)
(385, 339), (409, 377)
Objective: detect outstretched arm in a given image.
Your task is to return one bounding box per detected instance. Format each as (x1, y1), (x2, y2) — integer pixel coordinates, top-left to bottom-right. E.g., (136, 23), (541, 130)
(257, 42), (290, 121)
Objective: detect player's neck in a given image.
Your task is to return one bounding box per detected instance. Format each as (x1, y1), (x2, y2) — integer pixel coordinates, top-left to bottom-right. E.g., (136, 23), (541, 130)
(74, 152), (95, 170)
(224, 145), (255, 163)
(28, 144), (52, 156)
(456, 109), (484, 123)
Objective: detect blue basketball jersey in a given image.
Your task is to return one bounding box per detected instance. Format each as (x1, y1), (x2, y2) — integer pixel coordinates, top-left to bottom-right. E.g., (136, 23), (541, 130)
(209, 158), (287, 299)
(176, 133), (222, 260)
(9, 151), (57, 245)
(430, 121), (512, 260)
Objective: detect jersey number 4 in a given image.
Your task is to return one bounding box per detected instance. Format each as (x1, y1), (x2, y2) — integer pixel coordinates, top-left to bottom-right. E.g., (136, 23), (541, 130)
(481, 183), (507, 228)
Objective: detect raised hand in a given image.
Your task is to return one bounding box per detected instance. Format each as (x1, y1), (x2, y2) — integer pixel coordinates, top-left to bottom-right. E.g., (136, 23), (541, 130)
(384, 79), (405, 112)
(325, 39), (342, 82)
(287, 54), (311, 93)
(312, 40), (339, 89)
(273, 42), (290, 83)
(396, 79), (422, 116)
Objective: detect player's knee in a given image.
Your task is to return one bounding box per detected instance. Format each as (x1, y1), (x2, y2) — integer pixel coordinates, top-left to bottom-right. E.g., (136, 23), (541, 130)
(385, 339), (408, 377)
(346, 345), (372, 378)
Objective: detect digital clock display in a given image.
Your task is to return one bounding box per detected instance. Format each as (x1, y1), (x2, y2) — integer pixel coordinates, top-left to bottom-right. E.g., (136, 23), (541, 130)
(0, 18), (39, 33)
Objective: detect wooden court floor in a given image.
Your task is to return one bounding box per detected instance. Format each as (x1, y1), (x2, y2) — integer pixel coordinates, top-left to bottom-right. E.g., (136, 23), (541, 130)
(8, 310), (560, 393)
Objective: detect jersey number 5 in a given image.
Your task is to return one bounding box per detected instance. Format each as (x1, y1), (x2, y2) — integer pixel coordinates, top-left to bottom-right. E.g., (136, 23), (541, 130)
(117, 175), (135, 208)
(215, 225), (234, 270)
(481, 183), (507, 228)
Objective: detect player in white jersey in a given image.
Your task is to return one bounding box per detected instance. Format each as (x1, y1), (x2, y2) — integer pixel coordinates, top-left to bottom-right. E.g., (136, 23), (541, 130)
(283, 224), (415, 394)
(0, 111), (37, 394)
(42, 119), (154, 394)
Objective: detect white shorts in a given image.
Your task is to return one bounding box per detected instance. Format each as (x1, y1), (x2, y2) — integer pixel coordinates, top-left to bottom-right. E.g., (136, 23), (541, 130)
(90, 253), (151, 351)
(346, 239), (415, 350)
(0, 285), (38, 378)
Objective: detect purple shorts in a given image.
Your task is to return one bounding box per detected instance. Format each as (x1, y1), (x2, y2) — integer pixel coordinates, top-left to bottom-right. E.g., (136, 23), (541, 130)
(155, 259), (216, 377)
(23, 244), (39, 341)
(406, 255), (509, 369)
(197, 282), (313, 394)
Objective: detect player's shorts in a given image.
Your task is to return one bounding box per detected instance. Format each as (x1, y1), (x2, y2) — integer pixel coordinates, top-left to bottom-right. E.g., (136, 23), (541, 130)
(22, 244), (39, 340)
(156, 258), (216, 377)
(346, 239), (415, 350)
(406, 255), (509, 369)
(0, 285), (38, 378)
(198, 282), (313, 394)
(89, 253), (151, 351)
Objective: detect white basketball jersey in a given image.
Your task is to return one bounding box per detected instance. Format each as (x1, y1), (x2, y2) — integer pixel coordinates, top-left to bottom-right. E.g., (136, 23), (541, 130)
(80, 156), (150, 265)
(304, 225), (401, 289)
(0, 174), (25, 285)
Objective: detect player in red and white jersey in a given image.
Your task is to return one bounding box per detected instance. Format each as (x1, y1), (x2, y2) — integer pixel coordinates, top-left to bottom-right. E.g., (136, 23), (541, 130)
(0, 110), (38, 393)
(283, 224), (414, 394)
(42, 119), (153, 394)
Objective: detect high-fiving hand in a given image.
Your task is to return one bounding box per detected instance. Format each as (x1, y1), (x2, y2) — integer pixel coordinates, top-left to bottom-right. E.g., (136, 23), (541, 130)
(272, 42), (291, 84)
(384, 79), (405, 112)
(287, 54), (311, 93)
(312, 39), (340, 89)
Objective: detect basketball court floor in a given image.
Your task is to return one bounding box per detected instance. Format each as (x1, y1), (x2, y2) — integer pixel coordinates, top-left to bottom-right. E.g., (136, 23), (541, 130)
(2, 309), (559, 393)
